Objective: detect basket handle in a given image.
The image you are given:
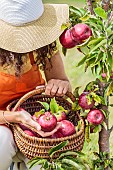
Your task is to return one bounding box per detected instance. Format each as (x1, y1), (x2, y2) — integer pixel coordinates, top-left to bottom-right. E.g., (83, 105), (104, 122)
(12, 86), (76, 111)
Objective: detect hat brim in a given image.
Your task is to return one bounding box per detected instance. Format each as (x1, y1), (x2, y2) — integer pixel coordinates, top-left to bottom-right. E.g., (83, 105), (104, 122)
(0, 4), (69, 53)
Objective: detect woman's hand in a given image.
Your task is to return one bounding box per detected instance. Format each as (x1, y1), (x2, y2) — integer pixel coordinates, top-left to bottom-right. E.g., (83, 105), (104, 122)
(18, 110), (41, 131)
(17, 110), (61, 137)
(45, 79), (72, 96)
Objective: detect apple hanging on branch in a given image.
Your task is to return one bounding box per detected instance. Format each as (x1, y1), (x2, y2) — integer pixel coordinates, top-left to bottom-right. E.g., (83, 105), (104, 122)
(59, 23), (92, 50)
(78, 92), (95, 110)
(87, 109), (104, 125)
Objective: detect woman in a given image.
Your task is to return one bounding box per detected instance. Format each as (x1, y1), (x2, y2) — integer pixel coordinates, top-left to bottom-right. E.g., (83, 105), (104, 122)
(0, 0), (71, 170)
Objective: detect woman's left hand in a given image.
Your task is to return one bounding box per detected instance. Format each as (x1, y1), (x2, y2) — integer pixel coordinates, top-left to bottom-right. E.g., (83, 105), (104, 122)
(45, 79), (71, 96)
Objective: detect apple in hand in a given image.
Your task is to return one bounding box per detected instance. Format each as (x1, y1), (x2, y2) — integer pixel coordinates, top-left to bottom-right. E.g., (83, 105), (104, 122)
(24, 130), (35, 136)
(71, 23), (92, 44)
(19, 123), (30, 131)
(54, 111), (66, 122)
(87, 109), (104, 125)
(49, 131), (63, 139)
(78, 92), (95, 110)
(37, 112), (57, 132)
(59, 120), (75, 137)
(59, 29), (78, 49)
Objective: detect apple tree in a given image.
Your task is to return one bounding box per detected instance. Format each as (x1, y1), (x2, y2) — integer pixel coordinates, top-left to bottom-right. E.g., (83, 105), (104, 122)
(60, 0), (113, 169)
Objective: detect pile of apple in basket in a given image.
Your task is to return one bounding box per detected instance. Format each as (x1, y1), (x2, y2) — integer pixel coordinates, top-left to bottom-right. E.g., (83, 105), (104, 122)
(19, 98), (79, 138)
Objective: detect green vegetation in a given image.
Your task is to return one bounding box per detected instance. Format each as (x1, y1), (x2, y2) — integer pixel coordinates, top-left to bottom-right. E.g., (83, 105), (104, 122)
(46, 0), (113, 160)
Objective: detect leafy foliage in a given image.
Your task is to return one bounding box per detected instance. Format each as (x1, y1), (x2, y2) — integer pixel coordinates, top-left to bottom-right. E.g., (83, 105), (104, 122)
(28, 141), (92, 170)
(92, 152), (113, 169)
(64, 3), (113, 81)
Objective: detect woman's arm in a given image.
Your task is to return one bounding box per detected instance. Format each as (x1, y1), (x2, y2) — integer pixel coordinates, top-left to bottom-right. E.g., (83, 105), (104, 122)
(44, 51), (72, 96)
(0, 110), (41, 130)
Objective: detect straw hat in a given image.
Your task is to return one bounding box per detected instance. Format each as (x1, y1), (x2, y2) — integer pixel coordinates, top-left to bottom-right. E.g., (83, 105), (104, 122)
(0, 0), (69, 53)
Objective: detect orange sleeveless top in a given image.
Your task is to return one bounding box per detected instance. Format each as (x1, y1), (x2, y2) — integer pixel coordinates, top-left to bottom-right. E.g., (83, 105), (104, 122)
(0, 52), (45, 110)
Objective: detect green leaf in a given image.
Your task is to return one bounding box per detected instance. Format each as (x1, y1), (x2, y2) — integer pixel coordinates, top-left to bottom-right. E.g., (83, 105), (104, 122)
(43, 160), (50, 169)
(28, 158), (47, 169)
(93, 125), (102, 133)
(80, 14), (90, 21)
(55, 162), (65, 170)
(48, 141), (69, 157)
(50, 98), (59, 113)
(37, 101), (49, 111)
(76, 55), (88, 67)
(90, 92), (101, 104)
(94, 7), (107, 19)
(59, 151), (85, 159)
(106, 82), (113, 96)
(62, 158), (86, 170)
(88, 37), (104, 46)
(95, 62), (102, 76)
(69, 6), (84, 17)
(34, 109), (45, 117)
(73, 86), (81, 98)
(61, 24), (68, 31)
(58, 106), (67, 113)
(62, 47), (67, 56)
(89, 39), (107, 54)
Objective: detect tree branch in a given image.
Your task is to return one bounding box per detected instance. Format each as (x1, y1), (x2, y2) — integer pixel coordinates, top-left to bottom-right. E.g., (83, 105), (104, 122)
(86, 0), (95, 15)
(102, 0), (111, 11)
(109, 125), (113, 134)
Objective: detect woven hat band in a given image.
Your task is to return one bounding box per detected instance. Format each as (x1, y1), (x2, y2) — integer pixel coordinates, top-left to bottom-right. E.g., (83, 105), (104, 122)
(0, 0), (44, 26)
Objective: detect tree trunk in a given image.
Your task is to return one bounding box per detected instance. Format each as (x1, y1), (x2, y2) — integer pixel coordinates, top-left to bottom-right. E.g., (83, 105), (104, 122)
(98, 118), (110, 170)
(98, 81), (110, 170)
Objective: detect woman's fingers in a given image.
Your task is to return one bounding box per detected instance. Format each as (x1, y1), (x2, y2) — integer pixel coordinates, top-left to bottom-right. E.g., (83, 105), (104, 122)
(28, 119), (41, 131)
(45, 79), (70, 96)
(19, 110), (41, 131)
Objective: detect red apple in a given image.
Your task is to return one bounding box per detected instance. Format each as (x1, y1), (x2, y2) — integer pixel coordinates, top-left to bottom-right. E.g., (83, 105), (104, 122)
(37, 112), (57, 132)
(19, 123), (30, 131)
(59, 29), (78, 49)
(87, 109), (104, 125)
(54, 111), (66, 122)
(78, 92), (95, 110)
(24, 130), (35, 136)
(49, 131), (63, 139)
(101, 73), (107, 78)
(71, 23), (92, 44)
(59, 120), (75, 137)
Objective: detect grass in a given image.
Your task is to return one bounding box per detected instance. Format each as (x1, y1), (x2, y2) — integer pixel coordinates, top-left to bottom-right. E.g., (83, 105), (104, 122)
(43, 0), (86, 6)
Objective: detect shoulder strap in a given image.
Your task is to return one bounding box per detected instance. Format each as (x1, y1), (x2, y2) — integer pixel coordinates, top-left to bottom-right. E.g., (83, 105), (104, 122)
(29, 52), (35, 65)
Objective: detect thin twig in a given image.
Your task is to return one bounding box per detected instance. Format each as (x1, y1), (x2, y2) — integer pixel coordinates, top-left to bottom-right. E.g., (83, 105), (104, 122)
(102, 0), (111, 11)
(86, 0), (95, 15)
(109, 125), (113, 134)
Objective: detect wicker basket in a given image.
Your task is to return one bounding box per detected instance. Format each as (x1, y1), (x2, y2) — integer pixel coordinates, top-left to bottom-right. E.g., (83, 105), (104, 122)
(7, 86), (85, 160)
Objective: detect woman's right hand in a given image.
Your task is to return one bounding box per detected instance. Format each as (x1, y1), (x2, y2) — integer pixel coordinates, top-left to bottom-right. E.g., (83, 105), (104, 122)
(18, 110), (41, 131)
